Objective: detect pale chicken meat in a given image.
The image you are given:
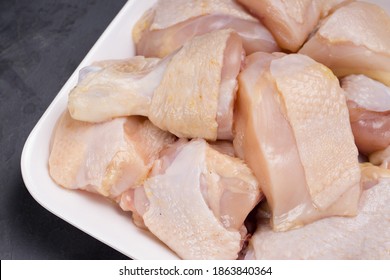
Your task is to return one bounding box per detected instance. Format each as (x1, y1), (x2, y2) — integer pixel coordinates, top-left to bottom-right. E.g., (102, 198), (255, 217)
(237, 0), (350, 52)
(49, 0), (390, 260)
(118, 140), (238, 229)
(133, 0), (279, 58)
(68, 29), (243, 140)
(68, 56), (166, 123)
(360, 162), (390, 189)
(209, 140), (236, 157)
(233, 52), (361, 232)
(370, 147), (390, 170)
(119, 186), (149, 229)
(320, 0), (352, 15)
(341, 74), (390, 156)
(299, 1), (390, 86)
(121, 139), (261, 259)
(245, 181), (390, 260)
(148, 29), (242, 140)
(49, 111), (175, 199)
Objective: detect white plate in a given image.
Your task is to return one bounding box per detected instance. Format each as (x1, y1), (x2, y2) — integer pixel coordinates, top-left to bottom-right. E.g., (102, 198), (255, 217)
(21, 0), (390, 260)
(21, 0), (178, 260)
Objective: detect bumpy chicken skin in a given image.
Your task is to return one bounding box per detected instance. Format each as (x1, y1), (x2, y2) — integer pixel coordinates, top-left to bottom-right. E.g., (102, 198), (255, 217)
(234, 52), (361, 231)
(245, 181), (390, 259)
(49, 111), (175, 199)
(237, 0), (350, 52)
(299, 1), (390, 86)
(68, 29), (243, 141)
(127, 139), (261, 259)
(133, 0), (279, 58)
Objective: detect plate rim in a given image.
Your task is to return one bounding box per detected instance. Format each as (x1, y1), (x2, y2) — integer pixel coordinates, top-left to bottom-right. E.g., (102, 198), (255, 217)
(20, 0), (179, 260)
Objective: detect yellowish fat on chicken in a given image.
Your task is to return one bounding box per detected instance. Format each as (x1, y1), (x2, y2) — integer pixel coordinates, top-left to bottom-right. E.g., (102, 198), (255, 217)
(49, 111), (175, 199)
(68, 29), (243, 141)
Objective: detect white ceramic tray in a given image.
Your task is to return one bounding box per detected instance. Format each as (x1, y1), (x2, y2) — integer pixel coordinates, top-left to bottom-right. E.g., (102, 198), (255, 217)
(21, 0), (389, 260)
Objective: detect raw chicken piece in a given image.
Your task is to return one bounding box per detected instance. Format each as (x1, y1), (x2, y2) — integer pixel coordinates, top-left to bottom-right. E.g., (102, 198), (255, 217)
(130, 139), (261, 259)
(360, 162), (390, 189)
(149, 29), (242, 140)
(245, 181), (390, 259)
(233, 52), (361, 231)
(119, 186), (149, 229)
(68, 29), (243, 140)
(49, 111), (175, 199)
(341, 75), (390, 155)
(68, 56), (166, 123)
(133, 0), (279, 58)
(299, 1), (390, 86)
(320, 0), (352, 16)
(237, 0), (350, 52)
(370, 146), (390, 170)
(118, 140), (237, 229)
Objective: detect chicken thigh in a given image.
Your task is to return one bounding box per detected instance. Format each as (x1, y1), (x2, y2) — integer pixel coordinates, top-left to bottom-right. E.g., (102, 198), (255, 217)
(133, 0), (279, 58)
(299, 1), (390, 86)
(245, 180), (390, 259)
(234, 52), (361, 231)
(68, 29), (243, 140)
(124, 139), (261, 259)
(49, 111), (175, 199)
(118, 140), (239, 229)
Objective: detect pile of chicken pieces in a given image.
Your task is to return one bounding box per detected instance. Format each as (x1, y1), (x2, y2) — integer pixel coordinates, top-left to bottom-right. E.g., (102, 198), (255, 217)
(49, 0), (390, 259)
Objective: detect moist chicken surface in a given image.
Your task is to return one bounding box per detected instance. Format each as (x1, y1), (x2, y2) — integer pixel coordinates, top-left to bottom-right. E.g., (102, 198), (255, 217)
(48, 0), (390, 260)
(237, 0), (350, 52)
(299, 1), (390, 86)
(233, 52), (361, 231)
(49, 111), (175, 199)
(245, 180), (390, 259)
(341, 74), (390, 156)
(133, 0), (279, 58)
(68, 29), (243, 141)
(121, 139), (261, 259)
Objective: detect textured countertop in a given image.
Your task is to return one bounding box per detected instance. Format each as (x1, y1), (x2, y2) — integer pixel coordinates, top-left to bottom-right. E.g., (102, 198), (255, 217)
(0, 0), (129, 259)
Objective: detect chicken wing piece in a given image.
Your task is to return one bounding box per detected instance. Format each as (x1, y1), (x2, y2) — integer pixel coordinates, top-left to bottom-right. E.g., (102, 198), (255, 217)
(68, 29), (243, 141)
(341, 75), (390, 156)
(133, 0), (279, 58)
(237, 0), (350, 52)
(128, 139), (261, 259)
(299, 1), (390, 86)
(233, 52), (361, 231)
(245, 181), (390, 259)
(49, 111), (175, 199)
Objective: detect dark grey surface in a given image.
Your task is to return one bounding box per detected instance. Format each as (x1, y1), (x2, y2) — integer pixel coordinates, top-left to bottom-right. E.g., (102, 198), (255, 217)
(0, 0), (129, 259)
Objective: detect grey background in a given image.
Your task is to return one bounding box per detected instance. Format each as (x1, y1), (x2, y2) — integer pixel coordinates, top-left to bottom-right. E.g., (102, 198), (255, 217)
(0, 0), (129, 259)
